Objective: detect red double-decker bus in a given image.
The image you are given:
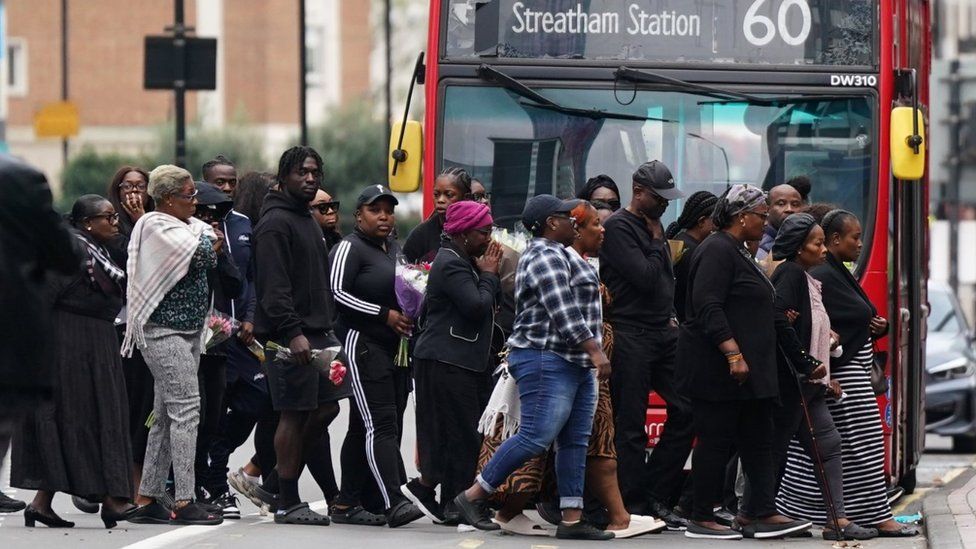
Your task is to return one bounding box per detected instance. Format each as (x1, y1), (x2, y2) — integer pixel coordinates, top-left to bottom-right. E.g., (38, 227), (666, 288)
(389, 0), (930, 492)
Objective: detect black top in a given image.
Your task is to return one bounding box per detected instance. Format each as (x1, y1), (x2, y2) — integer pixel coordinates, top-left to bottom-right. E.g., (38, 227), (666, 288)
(329, 230), (402, 348)
(252, 190), (335, 344)
(810, 252), (880, 366)
(599, 208), (675, 329)
(403, 214), (444, 264)
(677, 231), (778, 401)
(770, 260), (822, 379)
(414, 241), (501, 372)
(673, 230), (701, 323)
(48, 241), (124, 323)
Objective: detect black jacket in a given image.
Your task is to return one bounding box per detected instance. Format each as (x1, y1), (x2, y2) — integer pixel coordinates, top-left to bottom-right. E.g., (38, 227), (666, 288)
(599, 208), (675, 329)
(414, 241), (501, 372)
(676, 231), (778, 401)
(403, 214), (444, 264)
(252, 190), (335, 344)
(329, 230), (402, 349)
(810, 252), (881, 366)
(673, 230), (701, 323)
(770, 260), (822, 380)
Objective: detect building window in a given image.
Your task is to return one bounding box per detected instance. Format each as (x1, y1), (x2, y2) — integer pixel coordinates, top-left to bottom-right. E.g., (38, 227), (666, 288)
(6, 38), (27, 97)
(305, 25), (325, 88)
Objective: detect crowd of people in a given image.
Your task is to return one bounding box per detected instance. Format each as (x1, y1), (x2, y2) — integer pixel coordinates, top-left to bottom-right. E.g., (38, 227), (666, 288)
(0, 146), (921, 541)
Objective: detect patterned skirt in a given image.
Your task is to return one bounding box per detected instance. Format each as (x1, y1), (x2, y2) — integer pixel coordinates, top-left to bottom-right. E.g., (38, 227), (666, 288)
(775, 341), (893, 525)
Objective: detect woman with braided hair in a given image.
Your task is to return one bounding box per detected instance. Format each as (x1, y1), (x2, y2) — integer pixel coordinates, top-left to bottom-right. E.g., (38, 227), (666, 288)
(667, 191), (717, 323)
(403, 167), (472, 263)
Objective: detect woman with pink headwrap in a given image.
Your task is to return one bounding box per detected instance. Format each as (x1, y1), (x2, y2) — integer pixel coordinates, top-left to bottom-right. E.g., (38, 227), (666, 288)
(401, 201), (504, 527)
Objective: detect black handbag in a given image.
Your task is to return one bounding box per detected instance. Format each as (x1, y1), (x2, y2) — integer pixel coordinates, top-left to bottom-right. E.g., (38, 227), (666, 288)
(869, 349), (889, 396)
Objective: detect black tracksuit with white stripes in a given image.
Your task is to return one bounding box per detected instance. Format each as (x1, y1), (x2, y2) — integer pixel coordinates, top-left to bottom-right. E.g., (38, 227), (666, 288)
(329, 230), (409, 511)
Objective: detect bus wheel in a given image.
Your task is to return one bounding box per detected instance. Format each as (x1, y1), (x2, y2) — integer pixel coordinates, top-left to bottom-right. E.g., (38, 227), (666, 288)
(899, 468), (917, 495)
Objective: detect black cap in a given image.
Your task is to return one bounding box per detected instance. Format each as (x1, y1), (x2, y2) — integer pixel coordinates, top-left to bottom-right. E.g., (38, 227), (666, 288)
(633, 160), (684, 200)
(356, 184), (399, 207)
(521, 194), (582, 232)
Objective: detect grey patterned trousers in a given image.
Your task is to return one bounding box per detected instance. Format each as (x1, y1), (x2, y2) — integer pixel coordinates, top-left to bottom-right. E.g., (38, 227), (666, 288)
(138, 323), (202, 502)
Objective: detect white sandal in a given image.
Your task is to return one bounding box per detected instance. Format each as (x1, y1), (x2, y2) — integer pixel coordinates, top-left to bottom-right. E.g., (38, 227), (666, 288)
(495, 513), (552, 536)
(608, 515), (668, 539)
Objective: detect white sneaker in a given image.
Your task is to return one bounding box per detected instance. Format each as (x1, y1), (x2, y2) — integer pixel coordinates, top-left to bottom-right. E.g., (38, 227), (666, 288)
(227, 468), (263, 509)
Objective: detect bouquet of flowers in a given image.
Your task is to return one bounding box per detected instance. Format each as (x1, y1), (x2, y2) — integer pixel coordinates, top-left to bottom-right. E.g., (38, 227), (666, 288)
(265, 341), (347, 386)
(393, 257), (431, 367)
(491, 226), (530, 254)
(204, 311), (240, 351)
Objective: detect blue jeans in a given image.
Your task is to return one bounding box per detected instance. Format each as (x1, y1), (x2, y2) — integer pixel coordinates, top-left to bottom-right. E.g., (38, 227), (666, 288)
(477, 349), (598, 510)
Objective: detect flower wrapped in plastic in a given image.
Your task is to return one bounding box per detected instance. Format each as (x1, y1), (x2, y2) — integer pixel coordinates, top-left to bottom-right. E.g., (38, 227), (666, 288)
(265, 341), (346, 385)
(393, 257), (431, 367)
(491, 226), (530, 255)
(204, 311), (240, 351)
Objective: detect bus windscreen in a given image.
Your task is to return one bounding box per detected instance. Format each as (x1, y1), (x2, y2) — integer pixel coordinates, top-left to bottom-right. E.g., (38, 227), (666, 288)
(440, 85), (874, 236)
(444, 0), (876, 67)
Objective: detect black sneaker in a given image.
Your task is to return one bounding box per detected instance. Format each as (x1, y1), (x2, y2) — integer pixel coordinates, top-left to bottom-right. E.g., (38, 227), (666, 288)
(685, 522), (743, 540)
(400, 479), (444, 523)
(211, 493), (241, 520)
(0, 492), (27, 513)
(714, 506), (736, 527)
(386, 499), (425, 528)
(739, 518), (812, 539)
(649, 500), (689, 531)
(451, 493), (500, 531)
(556, 519), (614, 540)
(128, 502), (172, 524)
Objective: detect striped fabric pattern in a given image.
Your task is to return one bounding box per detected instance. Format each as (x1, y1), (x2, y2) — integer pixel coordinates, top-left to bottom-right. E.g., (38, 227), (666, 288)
(775, 341), (893, 525)
(330, 240), (383, 316)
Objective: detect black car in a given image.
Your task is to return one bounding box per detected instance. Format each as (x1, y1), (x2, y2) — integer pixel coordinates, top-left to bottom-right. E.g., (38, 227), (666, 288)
(925, 281), (976, 452)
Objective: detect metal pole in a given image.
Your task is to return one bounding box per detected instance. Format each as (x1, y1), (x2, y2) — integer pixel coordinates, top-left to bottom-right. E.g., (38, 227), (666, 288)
(948, 59), (961, 295)
(384, 0), (392, 141)
(173, 0), (187, 167)
(61, 0), (68, 169)
(299, 0), (307, 145)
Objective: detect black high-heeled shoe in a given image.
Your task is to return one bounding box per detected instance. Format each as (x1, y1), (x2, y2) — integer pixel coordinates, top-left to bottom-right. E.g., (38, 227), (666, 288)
(23, 505), (75, 528)
(101, 504), (138, 529)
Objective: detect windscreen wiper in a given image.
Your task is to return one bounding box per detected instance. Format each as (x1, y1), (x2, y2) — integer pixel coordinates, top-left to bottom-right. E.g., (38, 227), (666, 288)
(615, 67), (855, 106)
(478, 64), (673, 123)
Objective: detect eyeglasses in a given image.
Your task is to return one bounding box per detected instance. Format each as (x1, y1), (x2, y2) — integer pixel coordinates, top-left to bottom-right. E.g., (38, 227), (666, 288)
(745, 210), (770, 220)
(119, 182), (148, 192)
(87, 213), (120, 223)
(312, 201), (340, 215)
(174, 189), (199, 200)
(607, 199), (621, 211)
(470, 192), (492, 203)
(550, 214), (579, 230)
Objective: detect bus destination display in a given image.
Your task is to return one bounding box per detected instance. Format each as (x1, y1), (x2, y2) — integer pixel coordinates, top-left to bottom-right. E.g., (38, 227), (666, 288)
(445, 0), (876, 67)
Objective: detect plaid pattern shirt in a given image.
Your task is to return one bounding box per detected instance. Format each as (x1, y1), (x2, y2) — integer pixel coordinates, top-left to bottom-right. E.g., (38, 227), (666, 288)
(507, 238), (602, 368)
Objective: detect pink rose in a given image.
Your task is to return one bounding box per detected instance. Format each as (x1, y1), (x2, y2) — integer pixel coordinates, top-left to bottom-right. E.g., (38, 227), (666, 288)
(329, 361), (347, 386)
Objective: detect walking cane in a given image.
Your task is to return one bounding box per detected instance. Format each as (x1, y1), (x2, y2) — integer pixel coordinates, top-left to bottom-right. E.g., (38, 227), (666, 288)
(780, 346), (845, 542)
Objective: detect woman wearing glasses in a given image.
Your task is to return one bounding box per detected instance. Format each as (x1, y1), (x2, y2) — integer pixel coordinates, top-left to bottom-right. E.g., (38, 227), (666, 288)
(310, 189), (342, 253)
(677, 185), (811, 540)
(577, 175), (621, 212)
(123, 166), (223, 525)
(12, 195), (137, 529)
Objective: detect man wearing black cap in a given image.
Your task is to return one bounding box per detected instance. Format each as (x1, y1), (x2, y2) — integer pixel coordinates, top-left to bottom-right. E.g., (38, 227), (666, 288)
(252, 146), (350, 526)
(599, 160), (693, 528)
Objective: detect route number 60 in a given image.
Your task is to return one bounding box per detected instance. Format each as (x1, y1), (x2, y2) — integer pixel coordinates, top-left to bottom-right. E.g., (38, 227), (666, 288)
(743, 0), (812, 47)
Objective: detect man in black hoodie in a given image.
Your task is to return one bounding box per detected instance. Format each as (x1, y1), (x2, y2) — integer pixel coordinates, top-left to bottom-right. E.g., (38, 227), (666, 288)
(252, 146), (351, 525)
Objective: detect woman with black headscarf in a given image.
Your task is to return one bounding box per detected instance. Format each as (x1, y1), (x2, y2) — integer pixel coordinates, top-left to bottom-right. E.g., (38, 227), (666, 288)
(577, 175), (621, 211)
(676, 184), (811, 540)
(11, 195), (136, 529)
(756, 213), (877, 540)
(776, 210), (918, 537)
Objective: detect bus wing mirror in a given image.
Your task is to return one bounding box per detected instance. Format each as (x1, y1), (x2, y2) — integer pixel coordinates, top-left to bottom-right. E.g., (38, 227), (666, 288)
(890, 106), (926, 180)
(388, 120), (422, 192)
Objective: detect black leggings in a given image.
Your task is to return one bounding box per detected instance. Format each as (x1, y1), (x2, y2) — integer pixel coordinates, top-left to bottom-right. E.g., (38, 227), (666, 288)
(691, 398), (776, 522)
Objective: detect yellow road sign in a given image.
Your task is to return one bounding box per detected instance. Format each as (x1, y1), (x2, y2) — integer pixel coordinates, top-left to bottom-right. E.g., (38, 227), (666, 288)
(34, 101), (80, 138)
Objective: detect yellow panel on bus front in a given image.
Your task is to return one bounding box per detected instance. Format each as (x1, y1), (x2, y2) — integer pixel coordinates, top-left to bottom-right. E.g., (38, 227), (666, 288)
(388, 120), (422, 193)
(890, 107), (926, 181)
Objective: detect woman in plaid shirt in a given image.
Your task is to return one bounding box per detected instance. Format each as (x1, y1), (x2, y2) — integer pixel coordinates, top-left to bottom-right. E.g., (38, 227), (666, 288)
(453, 195), (613, 541)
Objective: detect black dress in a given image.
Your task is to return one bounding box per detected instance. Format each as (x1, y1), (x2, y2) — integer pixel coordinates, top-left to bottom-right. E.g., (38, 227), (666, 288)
(11, 238), (134, 499)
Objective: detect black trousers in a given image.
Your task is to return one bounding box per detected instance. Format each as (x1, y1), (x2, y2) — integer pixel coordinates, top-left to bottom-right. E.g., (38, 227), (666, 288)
(205, 378), (275, 495)
(692, 398), (776, 522)
(195, 354), (227, 496)
(336, 329), (411, 511)
(610, 324), (693, 510)
(414, 358), (492, 507)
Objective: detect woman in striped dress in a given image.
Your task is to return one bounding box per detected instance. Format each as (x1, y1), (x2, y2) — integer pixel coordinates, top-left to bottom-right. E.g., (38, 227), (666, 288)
(775, 210), (917, 537)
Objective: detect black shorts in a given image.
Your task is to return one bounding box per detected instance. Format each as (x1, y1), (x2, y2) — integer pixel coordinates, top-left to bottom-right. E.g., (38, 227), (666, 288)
(266, 331), (353, 411)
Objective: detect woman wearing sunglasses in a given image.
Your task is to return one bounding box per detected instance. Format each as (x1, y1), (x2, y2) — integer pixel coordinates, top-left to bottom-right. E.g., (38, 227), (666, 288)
(310, 189), (342, 253)
(577, 175), (621, 212)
